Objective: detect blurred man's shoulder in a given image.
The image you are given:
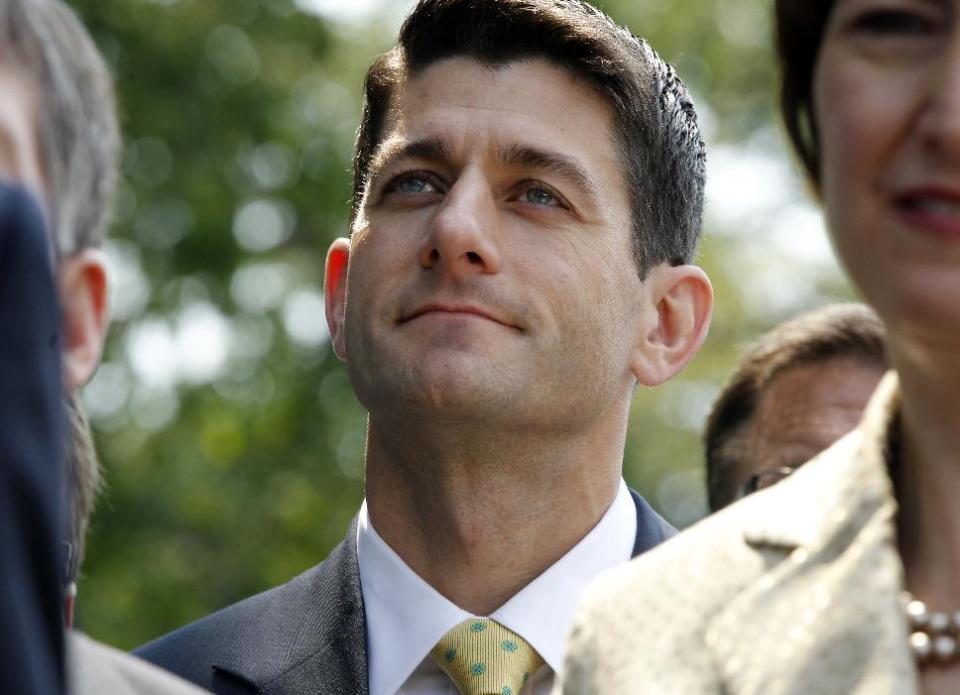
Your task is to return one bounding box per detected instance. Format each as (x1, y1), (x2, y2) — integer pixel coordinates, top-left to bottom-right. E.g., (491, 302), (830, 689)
(69, 631), (208, 694)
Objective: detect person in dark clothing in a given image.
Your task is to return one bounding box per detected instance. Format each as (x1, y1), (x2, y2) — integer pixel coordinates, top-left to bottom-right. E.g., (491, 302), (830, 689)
(0, 183), (66, 695)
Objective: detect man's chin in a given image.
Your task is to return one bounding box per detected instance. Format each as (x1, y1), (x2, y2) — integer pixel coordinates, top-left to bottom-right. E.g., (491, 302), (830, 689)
(356, 370), (516, 421)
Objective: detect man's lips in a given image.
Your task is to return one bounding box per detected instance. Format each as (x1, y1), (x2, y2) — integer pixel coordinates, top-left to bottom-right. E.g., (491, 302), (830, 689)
(894, 186), (960, 239)
(400, 303), (518, 329)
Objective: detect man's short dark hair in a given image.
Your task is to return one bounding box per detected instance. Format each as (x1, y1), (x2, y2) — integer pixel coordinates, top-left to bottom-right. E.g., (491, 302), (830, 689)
(774, 0), (836, 188)
(352, 0), (706, 276)
(705, 303), (886, 512)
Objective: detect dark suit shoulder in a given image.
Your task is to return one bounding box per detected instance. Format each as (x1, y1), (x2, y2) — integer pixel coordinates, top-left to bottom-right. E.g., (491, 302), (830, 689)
(134, 563), (317, 680)
(135, 524), (367, 695)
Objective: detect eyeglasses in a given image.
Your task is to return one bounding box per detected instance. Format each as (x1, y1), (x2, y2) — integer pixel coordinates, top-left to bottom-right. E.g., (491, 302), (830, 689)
(735, 466), (797, 500)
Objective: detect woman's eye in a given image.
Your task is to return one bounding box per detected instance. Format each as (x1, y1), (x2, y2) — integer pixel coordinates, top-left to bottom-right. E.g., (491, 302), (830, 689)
(523, 186), (559, 206)
(851, 9), (936, 37)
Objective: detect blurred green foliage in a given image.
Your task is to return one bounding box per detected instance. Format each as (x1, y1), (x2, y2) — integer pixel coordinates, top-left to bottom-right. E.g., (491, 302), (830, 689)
(69, 0), (855, 648)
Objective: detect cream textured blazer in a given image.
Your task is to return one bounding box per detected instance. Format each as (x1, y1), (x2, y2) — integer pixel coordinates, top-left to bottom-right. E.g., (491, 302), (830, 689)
(558, 373), (920, 694)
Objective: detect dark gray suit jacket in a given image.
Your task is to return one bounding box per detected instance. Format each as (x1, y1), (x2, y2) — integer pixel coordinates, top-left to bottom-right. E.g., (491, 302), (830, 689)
(136, 490), (674, 694)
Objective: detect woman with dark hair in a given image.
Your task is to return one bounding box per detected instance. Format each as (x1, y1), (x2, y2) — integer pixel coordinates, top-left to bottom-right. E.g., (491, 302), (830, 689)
(559, 2), (960, 693)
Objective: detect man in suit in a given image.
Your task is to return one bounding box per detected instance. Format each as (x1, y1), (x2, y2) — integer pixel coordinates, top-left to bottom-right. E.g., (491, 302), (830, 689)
(137, 2), (713, 693)
(1, 2), (209, 692)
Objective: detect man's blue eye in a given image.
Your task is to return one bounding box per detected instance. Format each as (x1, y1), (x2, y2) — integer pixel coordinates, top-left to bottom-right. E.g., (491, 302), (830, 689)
(396, 177), (433, 194)
(525, 187), (556, 206)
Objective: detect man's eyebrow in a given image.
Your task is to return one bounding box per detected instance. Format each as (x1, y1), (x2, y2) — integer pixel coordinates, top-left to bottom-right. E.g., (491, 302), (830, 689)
(496, 143), (601, 208)
(367, 136), (453, 183)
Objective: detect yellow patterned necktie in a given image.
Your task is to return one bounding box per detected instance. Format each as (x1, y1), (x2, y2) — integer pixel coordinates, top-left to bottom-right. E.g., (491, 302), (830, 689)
(430, 618), (545, 695)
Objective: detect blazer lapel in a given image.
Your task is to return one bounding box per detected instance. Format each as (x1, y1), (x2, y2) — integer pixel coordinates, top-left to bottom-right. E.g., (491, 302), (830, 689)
(211, 518), (369, 695)
(706, 374), (917, 694)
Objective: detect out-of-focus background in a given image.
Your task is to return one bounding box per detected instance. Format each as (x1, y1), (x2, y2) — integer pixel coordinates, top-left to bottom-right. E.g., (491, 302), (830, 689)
(70, 0), (855, 647)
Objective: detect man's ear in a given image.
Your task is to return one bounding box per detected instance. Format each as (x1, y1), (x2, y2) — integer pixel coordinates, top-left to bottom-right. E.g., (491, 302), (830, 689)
(58, 250), (109, 392)
(631, 264), (713, 387)
(324, 238), (350, 361)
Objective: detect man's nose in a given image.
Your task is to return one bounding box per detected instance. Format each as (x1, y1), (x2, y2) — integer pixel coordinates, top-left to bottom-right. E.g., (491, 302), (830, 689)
(918, 36), (960, 158)
(418, 173), (502, 277)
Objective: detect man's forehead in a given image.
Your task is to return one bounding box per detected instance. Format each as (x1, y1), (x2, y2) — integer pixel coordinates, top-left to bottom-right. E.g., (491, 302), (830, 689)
(372, 57), (619, 175)
(386, 58), (613, 142)
(749, 360), (879, 449)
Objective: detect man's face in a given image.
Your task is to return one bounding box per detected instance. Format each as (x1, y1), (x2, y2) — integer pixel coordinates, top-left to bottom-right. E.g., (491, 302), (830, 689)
(334, 57), (654, 431)
(730, 356), (885, 493)
(0, 59), (44, 203)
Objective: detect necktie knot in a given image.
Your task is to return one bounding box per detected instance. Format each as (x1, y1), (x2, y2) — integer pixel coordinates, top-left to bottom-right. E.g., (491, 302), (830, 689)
(431, 618), (544, 695)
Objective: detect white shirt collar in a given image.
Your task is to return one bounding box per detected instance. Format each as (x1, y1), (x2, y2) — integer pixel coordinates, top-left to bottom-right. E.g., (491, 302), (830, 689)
(357, 480), (637, 695)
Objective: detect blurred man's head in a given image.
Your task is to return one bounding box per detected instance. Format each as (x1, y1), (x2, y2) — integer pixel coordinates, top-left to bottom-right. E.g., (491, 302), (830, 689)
(0, 0), (118, 624)
(705, 303), (887, 512)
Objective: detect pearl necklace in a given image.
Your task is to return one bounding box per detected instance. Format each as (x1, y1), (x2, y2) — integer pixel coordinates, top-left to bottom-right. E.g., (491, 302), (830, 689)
(903, 592), (960, 663)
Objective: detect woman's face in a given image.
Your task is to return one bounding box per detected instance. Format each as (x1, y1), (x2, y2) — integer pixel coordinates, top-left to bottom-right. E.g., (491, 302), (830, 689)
(815, 0), (960, 339)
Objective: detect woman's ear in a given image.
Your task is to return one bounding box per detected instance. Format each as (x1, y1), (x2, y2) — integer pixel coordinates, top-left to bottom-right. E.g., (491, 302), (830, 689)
(324, 238), (351, 361)
(59, 250), (110, 391)
(630, 264), (713, 387)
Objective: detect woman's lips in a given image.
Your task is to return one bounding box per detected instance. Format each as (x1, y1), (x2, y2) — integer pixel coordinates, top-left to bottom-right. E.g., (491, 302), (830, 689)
(895, 188), (960, 239)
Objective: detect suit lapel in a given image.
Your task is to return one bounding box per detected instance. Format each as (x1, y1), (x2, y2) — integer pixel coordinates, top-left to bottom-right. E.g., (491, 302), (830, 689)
(211, 518), (369, 695)
(705, 374), (917, 694)
(629, 488), (677, 557)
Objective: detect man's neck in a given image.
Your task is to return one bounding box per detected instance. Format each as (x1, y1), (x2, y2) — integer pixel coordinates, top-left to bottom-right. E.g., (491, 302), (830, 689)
(363, 411), (627, 616)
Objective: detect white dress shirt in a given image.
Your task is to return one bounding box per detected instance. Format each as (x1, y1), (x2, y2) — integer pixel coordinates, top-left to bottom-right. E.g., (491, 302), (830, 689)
(357, 480), (637, 695)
